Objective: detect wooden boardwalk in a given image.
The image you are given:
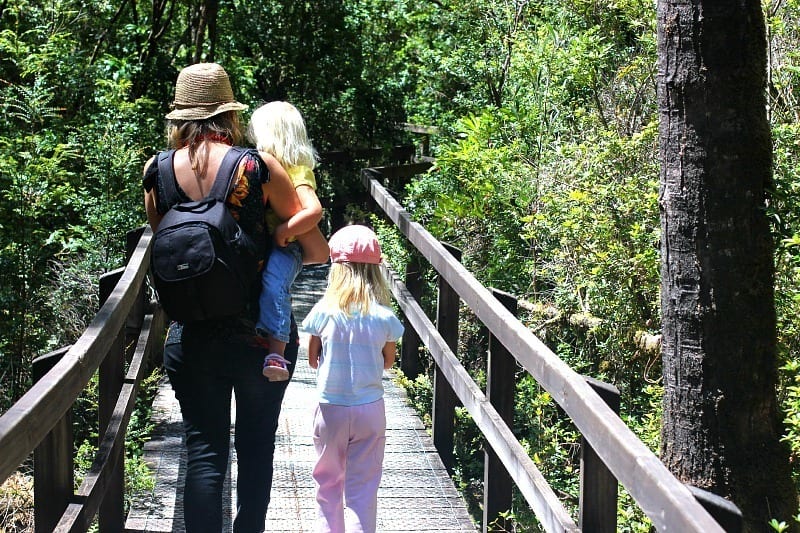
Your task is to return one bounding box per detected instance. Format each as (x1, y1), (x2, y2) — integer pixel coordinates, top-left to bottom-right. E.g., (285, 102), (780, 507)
(125, 265), (477, 532)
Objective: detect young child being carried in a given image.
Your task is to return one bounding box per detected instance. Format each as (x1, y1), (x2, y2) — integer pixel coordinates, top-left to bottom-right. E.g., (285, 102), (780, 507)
(247, 101), (330, 381)
(301, 224), (404, 533)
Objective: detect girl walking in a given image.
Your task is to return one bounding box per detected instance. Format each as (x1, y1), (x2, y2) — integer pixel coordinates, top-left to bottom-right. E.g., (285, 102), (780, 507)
(301, 225), (404, 533)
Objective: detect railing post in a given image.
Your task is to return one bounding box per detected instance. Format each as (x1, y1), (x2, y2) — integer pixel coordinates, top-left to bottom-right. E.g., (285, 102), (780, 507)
(400, 253), (424, 380)
(125, 227), (147, 364)
(33, 346), (73, 533)
(432, 242), (461, 474)
(579, 376), (620, 533)
(688, 485), (742, 533)
(98, 269), (126, 532)
(483, 289), (517, 533)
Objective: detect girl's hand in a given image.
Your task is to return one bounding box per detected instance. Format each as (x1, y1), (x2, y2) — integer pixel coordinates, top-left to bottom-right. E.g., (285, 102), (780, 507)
(274, 221), (293, 247)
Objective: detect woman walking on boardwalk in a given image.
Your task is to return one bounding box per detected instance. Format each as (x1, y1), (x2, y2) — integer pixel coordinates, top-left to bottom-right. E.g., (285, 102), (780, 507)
(143, 62), (301, 532)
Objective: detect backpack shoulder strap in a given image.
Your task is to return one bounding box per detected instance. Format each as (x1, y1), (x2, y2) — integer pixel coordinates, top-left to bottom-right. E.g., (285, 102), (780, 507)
(155, 149), (179, 215)
(208, 146), (254, 202)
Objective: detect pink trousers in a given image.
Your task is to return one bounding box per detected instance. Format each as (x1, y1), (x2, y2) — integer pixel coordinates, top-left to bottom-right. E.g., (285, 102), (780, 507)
(312, 399), (386, 533)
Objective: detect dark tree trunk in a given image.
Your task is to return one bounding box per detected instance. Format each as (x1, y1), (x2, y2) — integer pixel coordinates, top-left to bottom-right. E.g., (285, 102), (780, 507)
(657, 0), (798, 530)
(191, 0), (219, 63)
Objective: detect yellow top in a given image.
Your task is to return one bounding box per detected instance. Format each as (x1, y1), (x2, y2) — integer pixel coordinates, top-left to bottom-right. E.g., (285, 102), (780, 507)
(266, 164), (317, 238)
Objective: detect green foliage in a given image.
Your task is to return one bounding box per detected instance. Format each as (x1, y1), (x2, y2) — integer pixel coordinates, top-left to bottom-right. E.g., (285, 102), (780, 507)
(394, 372), (433, 428)
(4, 0), (800, 530)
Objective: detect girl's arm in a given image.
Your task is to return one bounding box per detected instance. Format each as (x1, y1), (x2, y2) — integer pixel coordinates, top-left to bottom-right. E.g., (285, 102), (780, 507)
(382, 341), (397, 370)
(308, 335), (322, 369)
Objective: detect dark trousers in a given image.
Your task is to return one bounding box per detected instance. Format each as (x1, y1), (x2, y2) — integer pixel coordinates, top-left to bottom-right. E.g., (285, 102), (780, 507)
(164, 320), (298, 533)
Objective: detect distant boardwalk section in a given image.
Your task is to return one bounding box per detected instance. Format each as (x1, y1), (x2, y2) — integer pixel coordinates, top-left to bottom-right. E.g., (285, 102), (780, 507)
(125, 265), (477, 532)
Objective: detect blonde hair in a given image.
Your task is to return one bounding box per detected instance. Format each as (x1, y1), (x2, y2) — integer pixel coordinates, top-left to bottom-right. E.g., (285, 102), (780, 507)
(247, 101), (317, 169)
(322, 262), (391, 316)
(167, 110), (244, 177)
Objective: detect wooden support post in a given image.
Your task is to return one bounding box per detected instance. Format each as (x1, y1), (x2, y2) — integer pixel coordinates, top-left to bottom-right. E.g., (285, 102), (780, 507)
(688, 485), (742, 533)
(432, 243), (461, 475)
(33, 346), (73, 533)
(579, 376), (620, 533)
(400, 254), (424, 380)
(98, 269), (126, 533)
(483, 289), (517, 533)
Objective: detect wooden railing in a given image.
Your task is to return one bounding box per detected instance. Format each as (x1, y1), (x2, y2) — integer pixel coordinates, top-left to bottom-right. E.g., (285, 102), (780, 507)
(0, 141), (743, 532)
(0, 226), (165, 532)
(361, 163), (743, 532)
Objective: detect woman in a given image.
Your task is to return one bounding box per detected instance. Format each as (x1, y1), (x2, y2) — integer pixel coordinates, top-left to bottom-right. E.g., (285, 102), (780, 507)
(143, 62), (301, 532)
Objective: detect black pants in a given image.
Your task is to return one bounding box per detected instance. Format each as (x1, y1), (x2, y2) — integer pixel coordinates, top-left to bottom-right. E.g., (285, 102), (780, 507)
(164, 320), (299, 532)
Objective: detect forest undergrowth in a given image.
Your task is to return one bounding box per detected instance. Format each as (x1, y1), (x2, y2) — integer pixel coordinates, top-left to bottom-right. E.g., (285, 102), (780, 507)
(3, 0), (800, 531)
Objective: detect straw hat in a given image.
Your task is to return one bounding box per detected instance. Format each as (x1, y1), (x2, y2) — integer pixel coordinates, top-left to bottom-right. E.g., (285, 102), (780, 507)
(165, 63), (248, 120)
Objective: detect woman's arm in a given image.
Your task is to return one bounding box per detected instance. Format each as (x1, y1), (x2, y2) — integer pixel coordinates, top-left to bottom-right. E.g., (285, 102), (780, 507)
(274, 183), (324, 248)
(382, 341), (397, 370)
(260, 151), (302, 224)
(308, 335), (322, 369)
(143, 156), (162, 230)
(296, 227), (330, 265)
(289, 185), (323, 235)
(291, 184), (329, 263)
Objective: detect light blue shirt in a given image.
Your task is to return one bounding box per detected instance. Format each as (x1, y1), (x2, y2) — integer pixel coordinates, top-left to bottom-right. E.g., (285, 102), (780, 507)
(301, 301), (404, 406)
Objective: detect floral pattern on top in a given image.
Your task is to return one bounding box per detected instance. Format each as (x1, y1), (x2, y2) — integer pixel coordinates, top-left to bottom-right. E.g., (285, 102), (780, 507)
(143, 148), (271, 341)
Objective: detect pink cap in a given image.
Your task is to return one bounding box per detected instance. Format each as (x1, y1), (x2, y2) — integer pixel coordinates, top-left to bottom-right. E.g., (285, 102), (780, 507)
(329, 225), (382, 264)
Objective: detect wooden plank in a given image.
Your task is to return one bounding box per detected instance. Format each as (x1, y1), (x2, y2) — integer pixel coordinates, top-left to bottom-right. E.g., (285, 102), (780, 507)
(0, 227), (153, 484)
(432, 243), (461, 475)
(363, 172), (725, 532)
(55, 313), (161, 532)
(98, 270), (126, 532)
(383, 265), (579, 533)
(400, 254), (424, 380)
(398, 122), (441, 135)
(484, 289), (517, 533)
(367, 162), (433, 180)
(688, 485), (742, 533)
(579, 376), (620, 533)
(32, 347), (74, 533)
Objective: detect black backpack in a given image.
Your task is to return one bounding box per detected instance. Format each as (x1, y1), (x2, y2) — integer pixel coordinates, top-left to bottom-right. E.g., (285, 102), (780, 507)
(150, 146), (261, 322)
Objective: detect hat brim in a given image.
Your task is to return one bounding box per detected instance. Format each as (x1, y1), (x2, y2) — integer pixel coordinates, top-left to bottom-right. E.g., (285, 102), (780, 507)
(165, 101), (248, 120)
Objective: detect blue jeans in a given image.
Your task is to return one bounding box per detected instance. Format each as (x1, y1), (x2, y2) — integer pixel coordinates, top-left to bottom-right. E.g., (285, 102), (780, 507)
(164, 319), (299, 533)
(256, 242), (303, 343)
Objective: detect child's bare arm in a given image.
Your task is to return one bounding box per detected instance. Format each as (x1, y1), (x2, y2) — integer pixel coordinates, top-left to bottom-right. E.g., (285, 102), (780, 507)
(308, 335), (322, 369)
(296, 226), (330, 264)
(274, 184), (323, 246)
(382, 342), (397, 370)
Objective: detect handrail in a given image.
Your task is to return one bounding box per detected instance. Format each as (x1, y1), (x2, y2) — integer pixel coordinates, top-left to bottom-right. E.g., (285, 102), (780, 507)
(0, 226), (164, 532)
(384, 264), (579, 532)
(361, 168), (727, 532)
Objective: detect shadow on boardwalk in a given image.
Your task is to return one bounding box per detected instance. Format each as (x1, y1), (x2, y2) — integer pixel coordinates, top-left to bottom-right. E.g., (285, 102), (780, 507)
(126, 264), (477, 532)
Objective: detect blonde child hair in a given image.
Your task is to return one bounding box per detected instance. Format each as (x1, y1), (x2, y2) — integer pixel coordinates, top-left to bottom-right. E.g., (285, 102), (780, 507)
(323, 262), (392, 317)
(247, 101), (317, 170)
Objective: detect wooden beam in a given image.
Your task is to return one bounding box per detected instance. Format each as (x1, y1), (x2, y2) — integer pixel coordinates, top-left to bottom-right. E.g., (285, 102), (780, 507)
(484, 289), (517, 533)
(364, 172), (725, 532)
(32, 347), (74, 533)
(383, 265), (579, 533)
(432, 243), (461, 474)
(579, 376), (620, 532)
(0, 227), (153, 484)
(55, 313), (162, 532)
